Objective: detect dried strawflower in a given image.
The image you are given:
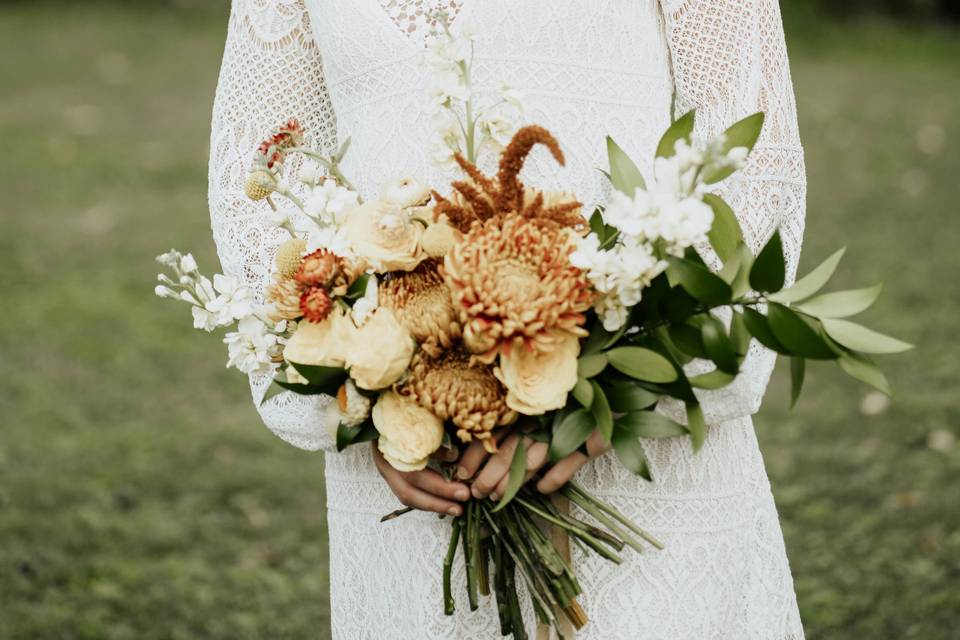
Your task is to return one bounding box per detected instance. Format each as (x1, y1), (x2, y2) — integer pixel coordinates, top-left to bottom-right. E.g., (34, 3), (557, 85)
(265, 273), (304, 322)
(299, 286), (334, 323)
(295, 248), (340, 287)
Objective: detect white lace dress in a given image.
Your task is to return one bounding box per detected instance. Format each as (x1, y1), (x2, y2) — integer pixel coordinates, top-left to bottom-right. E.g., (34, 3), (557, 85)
(208, 1), (807, 638)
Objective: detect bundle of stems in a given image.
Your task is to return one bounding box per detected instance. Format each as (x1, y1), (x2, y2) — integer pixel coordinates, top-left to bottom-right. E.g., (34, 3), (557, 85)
(441, 481), (664, 639)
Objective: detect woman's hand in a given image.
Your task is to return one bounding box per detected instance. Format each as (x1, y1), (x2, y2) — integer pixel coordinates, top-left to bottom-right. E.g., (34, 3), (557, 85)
(457, 429), (609, 500)
(371, 442), (472, 517)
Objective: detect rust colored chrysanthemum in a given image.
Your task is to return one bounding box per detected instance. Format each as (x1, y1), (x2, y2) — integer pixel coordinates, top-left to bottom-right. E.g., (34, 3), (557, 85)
(379, 260), (460, 357)
(299, 286), (334, 323)
(265, 273), (305, 322)
(444, 213), (593, 362)
(432, 125), (586, 233)
(295, 248), (340, 287)
(400, 348), (517, 450)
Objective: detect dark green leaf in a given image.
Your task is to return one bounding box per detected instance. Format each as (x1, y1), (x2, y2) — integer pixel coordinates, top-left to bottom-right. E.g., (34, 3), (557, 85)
(336, 420), (377, 452)
(272, 378), (327, 396)
(704, 112), (765, 184)
(590, 381), (614, 443)
(749, 230), (785, 293)
(821, 318), (913, 354)
(795, 284), (884, 319)
(703, 193), (742, 262)
(789, 357), (805, 408)
(616, 411), (688, 438)
(490, 440), (527, 513)
(729, 310), (751, 357)
(606, 347), (678, 383)
(611, 424), (651, 479)
(669, 323), (707, 359)
(345, 272), (371, 300)
(571, 377), (594, 407)
(604, 383), (660, 412)
(701, 315), (739, 373)
(287, 361), (350, 392)
(768, 247), (845, 304)
(767, 303), (838, 359)
(837, 351), (891, 396)
(577, 353), (608, 379)
(742, 307), (787, 352)
(549, 408), (595, 461)
(606, 136), (646, 194)
(666, 257), (732, 305)
(582, 321), (612, 356)
(730, 243), (755, 299)
(656, 109), (695, 158)
(687, 403), (707, 452)
(689, 369), (736, 389)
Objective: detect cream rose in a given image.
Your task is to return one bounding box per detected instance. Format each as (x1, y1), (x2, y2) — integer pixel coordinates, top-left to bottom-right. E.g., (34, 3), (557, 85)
(342, 200), (426, 273)
(283, 306), (356, 368)
(345, 307), (414, 390)
(371, 390), (444, 471)
(494, 333), (580, 415)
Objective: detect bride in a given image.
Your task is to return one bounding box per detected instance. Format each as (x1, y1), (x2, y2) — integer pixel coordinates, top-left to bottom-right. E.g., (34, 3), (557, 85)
(209, 1), (806, 638)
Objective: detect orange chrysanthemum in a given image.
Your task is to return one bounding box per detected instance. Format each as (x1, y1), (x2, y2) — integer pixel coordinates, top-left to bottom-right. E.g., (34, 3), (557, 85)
(379, 260), (461, 358)
(400, 348), (517, 450)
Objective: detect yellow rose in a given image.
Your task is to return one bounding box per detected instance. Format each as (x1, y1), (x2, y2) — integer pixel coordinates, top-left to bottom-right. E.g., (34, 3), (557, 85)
(346, 307), (415, 390)
(342, 200), (426, 273)
(283, 306), (356, 368)
(494, 332), (580, 415)
(372, 391), (444, 471)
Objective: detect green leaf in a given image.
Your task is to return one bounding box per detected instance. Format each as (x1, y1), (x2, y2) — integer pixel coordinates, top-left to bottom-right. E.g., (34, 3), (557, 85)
(701, 315), (739, 374)
(703, 193), (742, 262)
(749, 230), (785, 293)
(704, 112), (765, 184)
(336, 421), (377, 452)
(729, 310), (751, 357)
(616, 411), (688, 438)
(687, 403), (707, 452)
(287, 361), (350, 392)
(656, 109), (695, 158)
(742, 307), (787, 352)
(768, 248), (845, 304)
(730, 243), (755, 299)
(821, 318), (913, 354)
(767, 303), (839, 359)
(611, 425), (651, 479)
(549, 408), (595, 461)
(272, 378), (326, 396)
(571, 377), (594, 408)
(838, 351), (891, 396)
(789, 357), (805, 408)
(582, 321), (612, 356)
(606, 347), (678, 383)
(490, 440), (527, 513)
(345, 272), (371, 300)
(666, 257), (732, 305)
(669, 323), (707, 359)
(794, 284), (884, 319)
(604, 383), (660, 412)
(590, 381), (614, 443)
(689, 369), (737, 389)
(577, 353), (608, 379)
(606, 136), (646, 194)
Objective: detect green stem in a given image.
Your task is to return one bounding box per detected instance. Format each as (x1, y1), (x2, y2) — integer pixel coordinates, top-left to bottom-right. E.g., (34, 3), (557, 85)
(565, 482), (665, 550)
(463, 501), (479, 611)
(443, 518), (461, 615)
(562, 488), (647, 555)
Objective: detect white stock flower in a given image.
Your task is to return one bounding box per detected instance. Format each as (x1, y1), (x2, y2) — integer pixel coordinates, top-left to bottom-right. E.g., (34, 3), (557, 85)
(499, 84), (525, 110)
(154, 285), (176, 299)
(223, 315), (279, 376)
(178, 253), (198, 273)
(305, 225), (353, 258)
(478, 113), (515, 149)
(304, 178), (359, 226)
(155, 249), (181, 269)
(192, 305), (220, 332)
(350, 274), (379, 326)
(298, 161), (322, 185)
(206, 274), (254, 325)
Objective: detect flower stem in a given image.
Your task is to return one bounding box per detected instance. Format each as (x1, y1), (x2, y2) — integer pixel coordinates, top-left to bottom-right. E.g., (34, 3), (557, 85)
(443, 517), (461, 615)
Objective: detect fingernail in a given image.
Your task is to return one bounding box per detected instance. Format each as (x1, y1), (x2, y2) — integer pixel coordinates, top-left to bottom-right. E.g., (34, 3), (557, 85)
(490, 492), (500, 502)
(455, 488), (470, 501)
(456, 467), (470, 479)
(447, 507), (461, 517)
(471, 486), (486, 500)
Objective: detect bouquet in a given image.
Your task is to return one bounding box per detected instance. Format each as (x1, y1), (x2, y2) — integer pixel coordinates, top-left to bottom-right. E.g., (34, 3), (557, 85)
(156, 18), (911, 639)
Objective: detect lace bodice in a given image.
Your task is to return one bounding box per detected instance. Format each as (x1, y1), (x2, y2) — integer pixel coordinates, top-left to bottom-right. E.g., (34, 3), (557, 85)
(208, 2), (805, 637)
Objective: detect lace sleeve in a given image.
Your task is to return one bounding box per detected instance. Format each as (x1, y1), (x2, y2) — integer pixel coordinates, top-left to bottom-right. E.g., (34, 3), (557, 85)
(658, 0), (806, 424)
(209, 0), (339, 451)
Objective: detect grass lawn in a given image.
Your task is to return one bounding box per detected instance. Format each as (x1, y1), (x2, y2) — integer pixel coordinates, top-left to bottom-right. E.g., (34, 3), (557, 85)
(1, 4), (957, 639)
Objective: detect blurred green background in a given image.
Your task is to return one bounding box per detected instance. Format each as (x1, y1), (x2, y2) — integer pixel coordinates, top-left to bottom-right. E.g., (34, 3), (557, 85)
(1, 2), (957, 639)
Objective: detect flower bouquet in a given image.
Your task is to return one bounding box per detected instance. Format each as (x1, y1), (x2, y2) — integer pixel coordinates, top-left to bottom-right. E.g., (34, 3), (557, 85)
(156, 18), (911, 640)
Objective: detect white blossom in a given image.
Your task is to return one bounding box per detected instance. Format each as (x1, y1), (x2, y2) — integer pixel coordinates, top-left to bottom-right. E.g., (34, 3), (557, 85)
(191, 305), (220, 332)
(305, 225), (353, 258)
(223, 315), (279, 375)
(154, 285), (176, 299)
(178, 253), (198, 273)
(298, 161), (322, 185)
(351, 274), (379, 326)
(304, 178), (359, 226)
(206, 274), (254, 325)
